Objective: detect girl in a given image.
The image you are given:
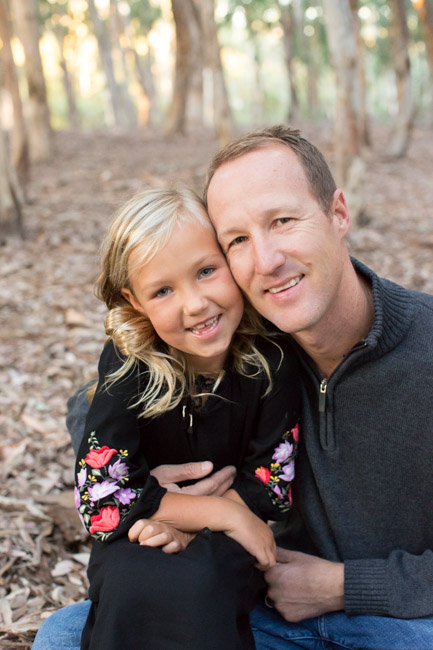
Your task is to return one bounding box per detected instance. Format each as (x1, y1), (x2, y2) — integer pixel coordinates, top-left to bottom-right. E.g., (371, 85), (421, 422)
(75, 187), (299, 650)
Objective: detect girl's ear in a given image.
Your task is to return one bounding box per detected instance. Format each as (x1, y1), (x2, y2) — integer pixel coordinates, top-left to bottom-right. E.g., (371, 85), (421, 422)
(121, 288), (145, 315)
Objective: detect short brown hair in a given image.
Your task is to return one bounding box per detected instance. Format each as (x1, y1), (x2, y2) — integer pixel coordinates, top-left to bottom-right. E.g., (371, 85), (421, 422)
(204, 125), (336, 215)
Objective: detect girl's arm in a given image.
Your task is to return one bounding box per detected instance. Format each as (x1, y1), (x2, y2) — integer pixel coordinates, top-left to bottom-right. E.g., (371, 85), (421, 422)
(75, 341), (167, 543)
(128, 491), (276, 570)
(231, 339), (300, 521)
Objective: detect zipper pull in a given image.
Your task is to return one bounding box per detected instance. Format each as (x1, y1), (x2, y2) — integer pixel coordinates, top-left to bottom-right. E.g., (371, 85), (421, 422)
(319, 379), (328, 412)
(182, 404), (194, 434)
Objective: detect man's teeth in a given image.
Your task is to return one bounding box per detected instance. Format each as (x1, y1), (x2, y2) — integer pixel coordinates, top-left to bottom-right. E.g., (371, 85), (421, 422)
(268, 276), (302, 294)
(190, 316), (219, 332)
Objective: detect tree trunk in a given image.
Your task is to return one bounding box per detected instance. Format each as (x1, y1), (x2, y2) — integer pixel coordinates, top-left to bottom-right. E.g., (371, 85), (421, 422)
(322, 0), (365, 222)
(87, 0), (135, 127)
(413, 0), (433, 84)
(0, 125), (24, 240)
(52, 26), (80, 129)
(196, 0), (234, 146)
(109, 0), (137, 126)
(114, 5), (158, 126)
(185, 0), (204, 128)
(349, 0), (370, 145)
(244, 7), (265, 125)
(277, 0), (300, 122)
(165, 0), (194, 134)
(306, 24), (320, 118)
(387, 0), (414, 158)
(10, 0), (53, 161)
(133, 47), (158, 126)
(0, 0), (29, 185)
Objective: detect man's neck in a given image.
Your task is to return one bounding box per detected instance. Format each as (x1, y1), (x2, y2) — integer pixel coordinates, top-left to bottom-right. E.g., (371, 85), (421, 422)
(293, 266), (375, 378)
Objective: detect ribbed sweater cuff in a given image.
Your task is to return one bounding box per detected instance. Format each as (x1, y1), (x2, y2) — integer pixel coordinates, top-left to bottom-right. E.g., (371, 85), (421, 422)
(344, 559), (389, 616)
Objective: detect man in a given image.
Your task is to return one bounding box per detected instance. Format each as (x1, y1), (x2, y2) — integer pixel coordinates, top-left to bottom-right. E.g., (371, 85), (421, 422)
(33, 126), (433, 650)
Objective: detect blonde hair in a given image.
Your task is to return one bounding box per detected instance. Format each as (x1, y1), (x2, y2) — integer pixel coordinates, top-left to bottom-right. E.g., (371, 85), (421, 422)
(95, 186), (276, 419)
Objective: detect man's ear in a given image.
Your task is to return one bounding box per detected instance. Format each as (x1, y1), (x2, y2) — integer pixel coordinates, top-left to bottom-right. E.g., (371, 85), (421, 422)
(121, 288), (145, 314)
(330, 189), (351, 237)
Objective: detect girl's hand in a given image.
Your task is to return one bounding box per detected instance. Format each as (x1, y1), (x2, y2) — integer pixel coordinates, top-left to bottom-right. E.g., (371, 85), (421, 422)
(224, 507), (276, 571)
(128, 519), (195, 553)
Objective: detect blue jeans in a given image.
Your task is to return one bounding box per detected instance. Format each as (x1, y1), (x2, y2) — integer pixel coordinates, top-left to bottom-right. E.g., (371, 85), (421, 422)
(250, 602), (433, 650)
(32, 601), (89, 650)
(32, 599), (433, 650)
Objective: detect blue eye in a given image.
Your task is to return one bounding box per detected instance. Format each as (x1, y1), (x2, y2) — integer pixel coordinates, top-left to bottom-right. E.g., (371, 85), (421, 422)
(155, 287), (171, 298)
(199, 267), (215, 278)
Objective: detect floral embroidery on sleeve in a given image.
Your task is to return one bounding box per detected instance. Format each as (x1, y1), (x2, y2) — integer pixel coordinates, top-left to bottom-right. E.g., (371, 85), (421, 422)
(255, 423), (298, 513)
(75, 432), (143, 541)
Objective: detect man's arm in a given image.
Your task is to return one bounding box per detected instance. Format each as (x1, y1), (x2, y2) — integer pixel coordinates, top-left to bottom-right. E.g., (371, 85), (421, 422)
(265, 549), (344, 622)
(267, 547), (433, 621)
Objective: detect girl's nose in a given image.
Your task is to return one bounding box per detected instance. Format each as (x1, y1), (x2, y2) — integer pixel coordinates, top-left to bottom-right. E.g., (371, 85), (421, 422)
(182, 290), (208, 316)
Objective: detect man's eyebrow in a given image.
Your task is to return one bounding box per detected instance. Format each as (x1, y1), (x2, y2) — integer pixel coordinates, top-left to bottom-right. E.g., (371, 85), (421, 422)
(217, 225), (242, 238)
(218, 206), (293, 238)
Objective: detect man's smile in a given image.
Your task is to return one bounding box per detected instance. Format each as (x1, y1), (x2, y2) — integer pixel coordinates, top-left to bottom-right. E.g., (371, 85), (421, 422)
(267, 275), (303, 294)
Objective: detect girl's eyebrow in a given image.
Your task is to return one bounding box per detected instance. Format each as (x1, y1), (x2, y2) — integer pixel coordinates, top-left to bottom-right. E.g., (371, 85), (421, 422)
(193, 253), (222, 266)
(139, 254), (223, 290)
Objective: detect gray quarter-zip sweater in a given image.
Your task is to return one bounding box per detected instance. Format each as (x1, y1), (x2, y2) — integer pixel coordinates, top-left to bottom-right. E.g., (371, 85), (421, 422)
(274, 259), (433, 618)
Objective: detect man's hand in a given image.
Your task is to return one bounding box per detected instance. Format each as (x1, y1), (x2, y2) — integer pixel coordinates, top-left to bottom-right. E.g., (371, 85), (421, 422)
(128, 519), (194, 553)
(265, 549), (344, 622)
(150, 462), (236, 496)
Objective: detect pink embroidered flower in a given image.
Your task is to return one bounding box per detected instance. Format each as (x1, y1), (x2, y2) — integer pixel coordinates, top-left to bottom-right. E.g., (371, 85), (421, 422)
(108, 459), (129, 480)
(74, 486), (81, 509)
(291, 423), (299, 443)
(114, 487), (135, 505)
(88, 480), (119, 502)
(255, 466), (271, 484)
(89, 506), (120, 534)
(272, 484), (283, 499)
(280, 460), (295, 482)
(284, 486), (293, 506)
(85, 446), (117, 469)
(272, 440), (294, 463)
(77, 466), (87, 487)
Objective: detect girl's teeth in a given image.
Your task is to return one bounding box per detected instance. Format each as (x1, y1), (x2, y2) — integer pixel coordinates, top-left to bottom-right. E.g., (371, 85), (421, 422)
(269, 276), (302, 294)
(191, 316), (218, 332)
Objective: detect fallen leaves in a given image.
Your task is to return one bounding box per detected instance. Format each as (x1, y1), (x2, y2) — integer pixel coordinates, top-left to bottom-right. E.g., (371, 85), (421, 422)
(0, 125), (432, 649)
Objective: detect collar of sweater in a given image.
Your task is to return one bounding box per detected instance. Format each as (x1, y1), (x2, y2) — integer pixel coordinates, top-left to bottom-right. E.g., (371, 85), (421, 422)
(288, 259), (415, 375)
(349, 257), (414, 360)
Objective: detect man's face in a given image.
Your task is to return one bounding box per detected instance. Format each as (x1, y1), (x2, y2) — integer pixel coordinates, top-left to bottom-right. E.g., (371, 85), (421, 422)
(206, 144), (351, 338)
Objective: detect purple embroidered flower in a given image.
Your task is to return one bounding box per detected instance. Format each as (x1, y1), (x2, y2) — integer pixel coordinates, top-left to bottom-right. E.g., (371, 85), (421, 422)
(77, 466), (87, 487)
(272, 440), (294, 463)
(114, 487), (136, 505)
(74, 486), (81, 509)
(280, 460), (295, 482)
(88, 480), (119, 502)
(272, 484), (283, 499)
(108, 459), (129, 480)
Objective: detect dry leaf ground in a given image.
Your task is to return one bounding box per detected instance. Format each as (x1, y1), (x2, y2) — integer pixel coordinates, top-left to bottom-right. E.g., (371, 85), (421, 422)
(0, 124), (432, 649)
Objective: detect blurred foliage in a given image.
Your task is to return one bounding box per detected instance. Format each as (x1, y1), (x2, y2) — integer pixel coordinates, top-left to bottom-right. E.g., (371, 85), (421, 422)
(6, 0), (433, 128)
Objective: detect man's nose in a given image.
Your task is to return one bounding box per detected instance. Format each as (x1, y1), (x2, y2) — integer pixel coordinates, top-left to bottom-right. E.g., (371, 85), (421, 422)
(252, 235), (285, 276)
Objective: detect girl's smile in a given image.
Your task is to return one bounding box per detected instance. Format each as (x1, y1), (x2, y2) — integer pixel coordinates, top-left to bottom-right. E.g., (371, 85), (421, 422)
(121, 220), (244, 374)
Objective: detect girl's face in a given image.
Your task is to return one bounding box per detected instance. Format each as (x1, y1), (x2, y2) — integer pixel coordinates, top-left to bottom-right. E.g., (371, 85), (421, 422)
(121, 220), (244, 373)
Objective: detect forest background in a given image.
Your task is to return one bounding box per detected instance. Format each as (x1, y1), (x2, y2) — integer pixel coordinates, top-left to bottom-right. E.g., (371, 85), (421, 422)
(0, 0), (432, 647)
